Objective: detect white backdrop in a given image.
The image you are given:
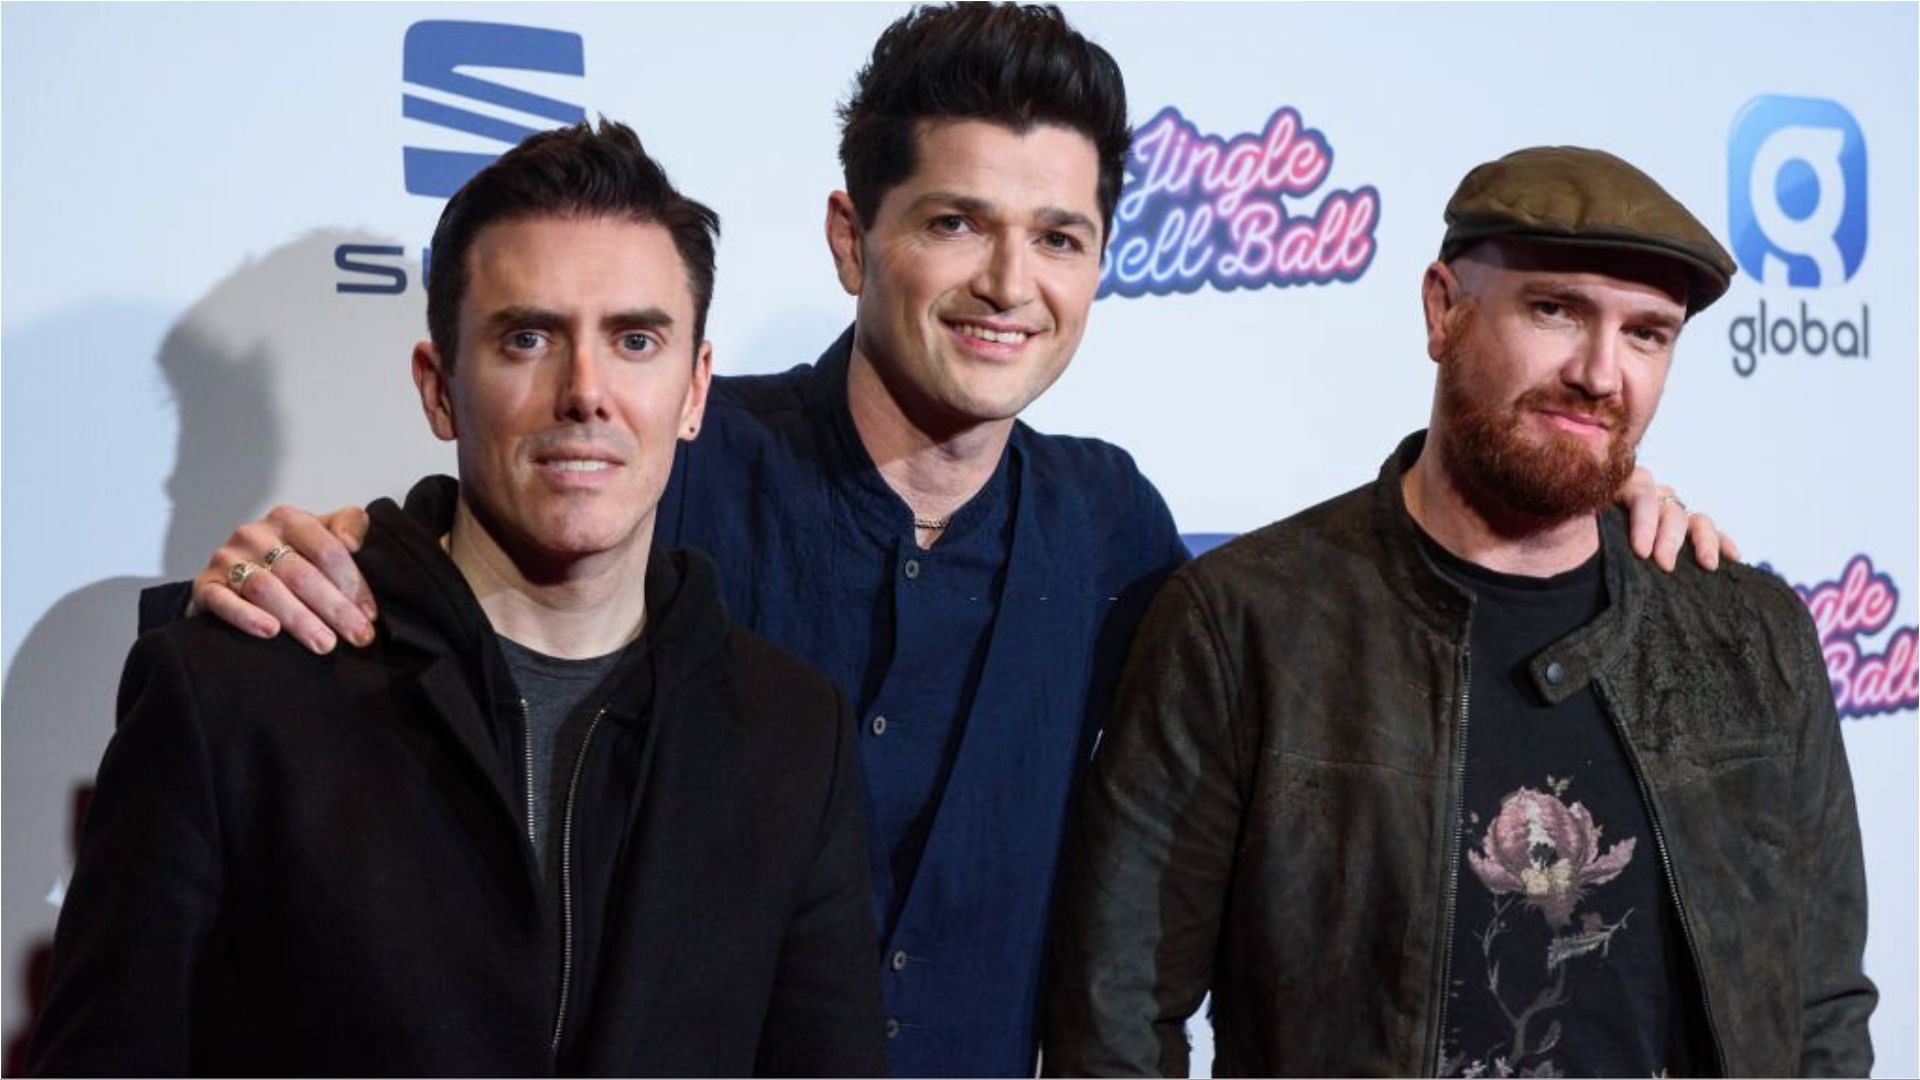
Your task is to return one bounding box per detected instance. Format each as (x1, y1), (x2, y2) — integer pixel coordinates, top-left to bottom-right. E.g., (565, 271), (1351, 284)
(4, 3), (1914, 1073)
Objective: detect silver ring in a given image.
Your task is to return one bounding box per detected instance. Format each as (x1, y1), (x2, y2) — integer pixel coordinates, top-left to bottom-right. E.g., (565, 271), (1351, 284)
(227, 561), (261, 590)
(1660, 494), (1688, 513)
(262, 544), (294, 569)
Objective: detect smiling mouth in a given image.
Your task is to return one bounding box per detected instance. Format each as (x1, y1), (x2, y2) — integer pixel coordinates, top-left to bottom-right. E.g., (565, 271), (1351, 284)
(950, 321), (1032, 346)
(546, 459), (615, 472)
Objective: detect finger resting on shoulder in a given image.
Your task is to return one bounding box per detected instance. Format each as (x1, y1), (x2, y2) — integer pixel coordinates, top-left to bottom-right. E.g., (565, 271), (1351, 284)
(269, 549), (373, 646)
(195, 575), (279, 638)
(324, 504), (372, 552)
(282, 511), (373, 616)
(238, 566), (338, 654)
(1652, 499), (1688, 572)
(1687, 512), (1723, 572)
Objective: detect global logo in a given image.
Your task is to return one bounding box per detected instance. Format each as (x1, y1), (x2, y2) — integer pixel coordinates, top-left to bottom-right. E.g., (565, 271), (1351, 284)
(1727, 95), (1866, 287)
(1099, 105), (1379, 300)
(1724, 95), (1870, 377)
(336, 20), (588, 295)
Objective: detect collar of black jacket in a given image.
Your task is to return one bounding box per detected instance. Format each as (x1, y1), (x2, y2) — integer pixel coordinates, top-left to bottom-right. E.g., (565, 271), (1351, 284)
(1371, 430), (1649, 704)
(356, 474), (734, 722)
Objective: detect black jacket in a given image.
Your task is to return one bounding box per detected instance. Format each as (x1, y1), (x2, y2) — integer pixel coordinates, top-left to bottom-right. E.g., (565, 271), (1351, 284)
(1044, 433), (1875, 1077)
(29, 476), (887, 1077)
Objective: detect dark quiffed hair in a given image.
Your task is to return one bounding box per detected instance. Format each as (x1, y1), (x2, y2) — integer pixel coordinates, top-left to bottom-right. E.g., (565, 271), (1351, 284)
(426, 118), (720, 366)
(837, 3), (1130, 237)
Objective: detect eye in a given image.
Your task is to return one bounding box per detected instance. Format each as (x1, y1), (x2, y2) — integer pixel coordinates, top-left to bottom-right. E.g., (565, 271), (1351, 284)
(1531, 300), (1567, 319)
(1627, 325), (1673, 349)
(929, 214), (971, 236)
(504, 329), (549, 354)
(619, 331), (656, 354)
(1038, 230), (1084, 254)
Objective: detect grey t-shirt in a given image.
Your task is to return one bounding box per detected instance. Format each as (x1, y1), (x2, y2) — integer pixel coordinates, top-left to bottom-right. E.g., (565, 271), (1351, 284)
(498, 636), (639, 881)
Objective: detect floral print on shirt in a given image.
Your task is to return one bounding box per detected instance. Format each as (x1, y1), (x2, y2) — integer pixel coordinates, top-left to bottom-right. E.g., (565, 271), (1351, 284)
(1444, 777), (1643, 1079)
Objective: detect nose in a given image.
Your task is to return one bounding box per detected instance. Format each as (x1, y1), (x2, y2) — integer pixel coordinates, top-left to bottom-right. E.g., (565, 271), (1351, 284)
(557, 340), (609, 422)
(971, 234), (1036, 311)
(1564, 325), (1623, 399)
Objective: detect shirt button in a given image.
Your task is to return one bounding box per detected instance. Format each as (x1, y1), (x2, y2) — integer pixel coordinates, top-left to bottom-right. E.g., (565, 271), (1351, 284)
(1544, 661), (1566, 687)
(903, 558), (921, 580)
(885, 1018), (901, 1039)
(871, 715), (888, 736)
(890, 949), (909, 971)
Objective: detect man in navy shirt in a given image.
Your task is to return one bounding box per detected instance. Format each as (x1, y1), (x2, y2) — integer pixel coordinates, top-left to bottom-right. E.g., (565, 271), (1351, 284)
(152, 6), (1730, 1075)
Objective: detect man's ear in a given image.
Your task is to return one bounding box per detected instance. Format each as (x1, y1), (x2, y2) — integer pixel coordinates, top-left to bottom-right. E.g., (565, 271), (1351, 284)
(680, 338), (714, 442)
(1421, 260), (1462, 363)
(412, 341), (457, 442)
(825, 191), (865, 297)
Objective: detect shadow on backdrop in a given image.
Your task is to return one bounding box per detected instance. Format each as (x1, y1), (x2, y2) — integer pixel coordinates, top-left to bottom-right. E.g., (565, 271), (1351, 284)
(2, 231), (442, 1070)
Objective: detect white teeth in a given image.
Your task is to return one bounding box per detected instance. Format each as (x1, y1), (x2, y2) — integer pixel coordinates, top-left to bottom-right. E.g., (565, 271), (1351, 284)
(955, 323), (1029, 345)
(549, 460), (611, 472)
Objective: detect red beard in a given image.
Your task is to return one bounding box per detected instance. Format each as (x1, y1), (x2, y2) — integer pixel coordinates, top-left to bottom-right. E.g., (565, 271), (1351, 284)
(1437, 342), (1637, 526)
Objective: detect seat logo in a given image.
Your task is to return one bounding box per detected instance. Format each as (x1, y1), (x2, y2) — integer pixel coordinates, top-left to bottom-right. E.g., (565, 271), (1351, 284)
(402, 20), (587, 198)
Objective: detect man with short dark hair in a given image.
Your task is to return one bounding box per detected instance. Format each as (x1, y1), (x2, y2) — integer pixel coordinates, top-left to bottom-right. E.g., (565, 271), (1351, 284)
(1043, 146), (1875, 1077)
(29, 120), (885, 1076)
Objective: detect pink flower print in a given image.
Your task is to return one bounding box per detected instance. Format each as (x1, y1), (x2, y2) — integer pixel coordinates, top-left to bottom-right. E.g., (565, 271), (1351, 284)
(1467, 787), (1636, 929)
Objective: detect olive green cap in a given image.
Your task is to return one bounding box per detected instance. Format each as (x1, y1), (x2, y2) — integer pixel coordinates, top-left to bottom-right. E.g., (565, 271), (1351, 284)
(1439, 146), (1737, 315)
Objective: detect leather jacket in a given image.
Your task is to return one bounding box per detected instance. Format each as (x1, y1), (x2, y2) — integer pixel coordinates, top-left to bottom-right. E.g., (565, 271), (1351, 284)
(1044, 433), (1875, 1077)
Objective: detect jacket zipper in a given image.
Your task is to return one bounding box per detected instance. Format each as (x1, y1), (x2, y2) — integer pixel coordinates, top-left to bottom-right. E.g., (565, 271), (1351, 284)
(1602, 688), (1728, 1074)
(519, 698), (536, 848)
(1429, 646), (1471, 1077)
(550, 707), (608, 1061)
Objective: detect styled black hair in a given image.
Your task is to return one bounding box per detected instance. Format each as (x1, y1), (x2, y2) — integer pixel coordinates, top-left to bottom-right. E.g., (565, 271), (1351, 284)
(837, 3), (1130, 238)
(426, 118), (720, 366)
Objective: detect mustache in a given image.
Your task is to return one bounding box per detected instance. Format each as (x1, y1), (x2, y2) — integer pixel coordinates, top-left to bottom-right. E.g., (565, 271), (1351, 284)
(1514, 385), (1626, 432)
(522, 425), (638, 460)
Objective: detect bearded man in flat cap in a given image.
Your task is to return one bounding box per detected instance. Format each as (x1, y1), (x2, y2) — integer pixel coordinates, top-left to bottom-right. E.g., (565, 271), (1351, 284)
(1043, 146), (1876, 1078)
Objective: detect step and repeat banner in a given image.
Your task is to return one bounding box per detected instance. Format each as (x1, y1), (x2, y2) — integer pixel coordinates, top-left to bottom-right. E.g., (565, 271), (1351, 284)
(4, 3), (1914, 1072)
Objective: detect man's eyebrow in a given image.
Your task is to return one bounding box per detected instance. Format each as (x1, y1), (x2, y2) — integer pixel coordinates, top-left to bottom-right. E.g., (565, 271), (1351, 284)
(1518, 281), (1592, 305)
(1632, 307), (1686, 335)
(602, 307), (675, 333)
(908, 192), (1097, 235)
(480, 306), (677, 333)
(1034, 207), (1098, 236)
(909, 191), (994, 218)
(1518, 282), (1683, 333)
(484, 305), (567, 331)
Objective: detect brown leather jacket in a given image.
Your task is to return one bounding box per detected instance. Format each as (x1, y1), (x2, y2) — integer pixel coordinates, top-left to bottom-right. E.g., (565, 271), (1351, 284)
(1044, 434), (1875, 1077)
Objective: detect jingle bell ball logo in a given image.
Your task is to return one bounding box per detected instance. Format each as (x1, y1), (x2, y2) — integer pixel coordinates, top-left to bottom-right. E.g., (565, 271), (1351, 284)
(1099, 106), (1380, 299)
(1788, 555), (1918, 720)
(1724, 95), (1870, 377)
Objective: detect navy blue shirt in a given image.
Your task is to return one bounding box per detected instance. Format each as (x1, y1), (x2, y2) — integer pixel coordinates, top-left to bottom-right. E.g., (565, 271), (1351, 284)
(654, 330), (1188, 1076)
(814, 364), (1017, 931)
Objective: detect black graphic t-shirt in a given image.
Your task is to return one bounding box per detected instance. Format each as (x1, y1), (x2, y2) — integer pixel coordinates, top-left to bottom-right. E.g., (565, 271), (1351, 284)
(1422, 535), (1709, 1079)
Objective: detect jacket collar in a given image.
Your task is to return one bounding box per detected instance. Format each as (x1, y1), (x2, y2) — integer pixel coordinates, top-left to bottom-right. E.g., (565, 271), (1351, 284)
(1372, 431), (1647, 701)
(363, 476), (733, 720)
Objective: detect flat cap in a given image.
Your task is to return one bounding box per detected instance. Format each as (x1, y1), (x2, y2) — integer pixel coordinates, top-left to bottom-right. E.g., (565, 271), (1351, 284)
(1439, 146), (1736, 315)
